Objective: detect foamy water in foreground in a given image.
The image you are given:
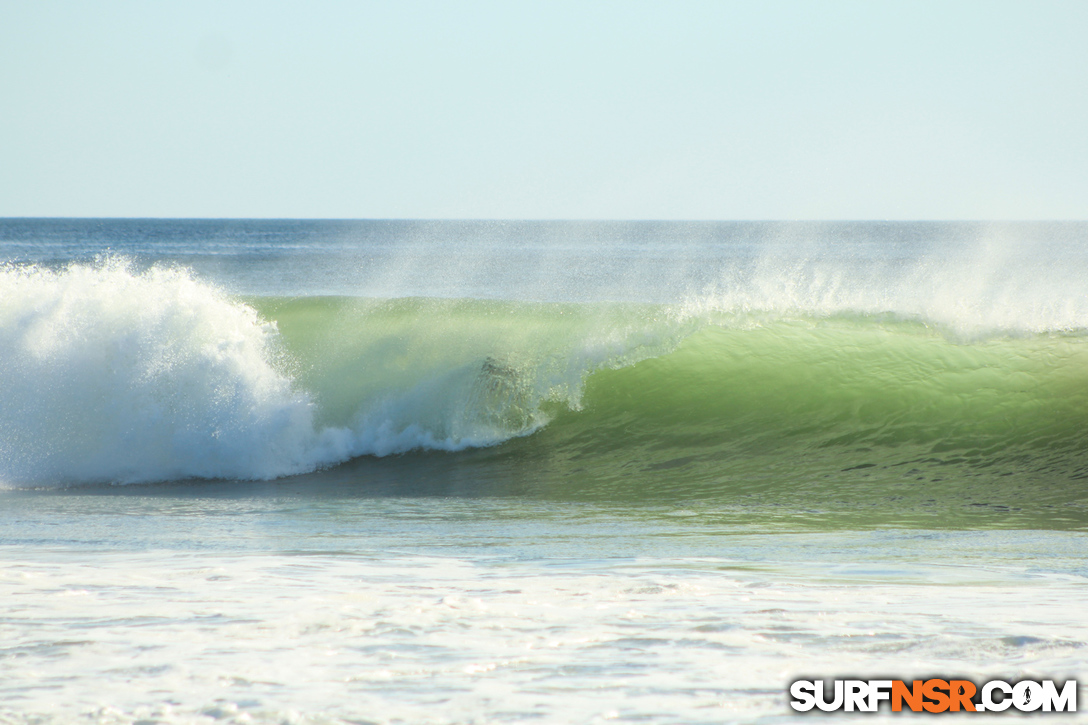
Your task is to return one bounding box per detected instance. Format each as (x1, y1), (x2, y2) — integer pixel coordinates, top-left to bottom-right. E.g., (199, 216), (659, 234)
(1, 494), (1086, 724)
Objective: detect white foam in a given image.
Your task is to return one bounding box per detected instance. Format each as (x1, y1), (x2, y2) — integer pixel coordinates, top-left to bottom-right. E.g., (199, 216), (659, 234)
(0, 261), (356, 486)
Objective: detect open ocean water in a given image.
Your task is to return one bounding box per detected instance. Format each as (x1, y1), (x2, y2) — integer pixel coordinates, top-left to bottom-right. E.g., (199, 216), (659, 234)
(1, 219), (1086, 723)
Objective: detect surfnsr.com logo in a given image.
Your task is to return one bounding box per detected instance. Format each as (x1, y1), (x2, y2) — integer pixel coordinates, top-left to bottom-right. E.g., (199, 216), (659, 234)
(789, 679), (1077, 713)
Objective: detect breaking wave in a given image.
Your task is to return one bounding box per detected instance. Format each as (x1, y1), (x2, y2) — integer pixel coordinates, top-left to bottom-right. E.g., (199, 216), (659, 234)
(2, 259), (1088, 490)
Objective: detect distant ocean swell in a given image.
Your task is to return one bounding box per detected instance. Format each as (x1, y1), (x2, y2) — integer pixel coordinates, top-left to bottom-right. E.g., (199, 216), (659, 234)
(2, 259), (1088, 489)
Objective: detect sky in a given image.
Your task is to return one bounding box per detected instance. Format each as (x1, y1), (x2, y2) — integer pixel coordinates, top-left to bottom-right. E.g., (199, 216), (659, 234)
(2, 0), (1087, 219)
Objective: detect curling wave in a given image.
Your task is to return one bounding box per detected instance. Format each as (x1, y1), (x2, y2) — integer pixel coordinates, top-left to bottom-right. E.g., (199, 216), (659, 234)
(3, 260), (1088, 491)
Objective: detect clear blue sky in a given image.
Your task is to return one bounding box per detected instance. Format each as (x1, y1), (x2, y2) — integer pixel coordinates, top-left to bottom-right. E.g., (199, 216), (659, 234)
(2, 1), (1086, 219)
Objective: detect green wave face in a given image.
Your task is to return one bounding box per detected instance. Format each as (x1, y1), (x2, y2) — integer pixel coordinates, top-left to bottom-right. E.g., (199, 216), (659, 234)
(516, 323), (1088, 521)
(253, 295), (688, 431)
(255, 296), (1088, 527)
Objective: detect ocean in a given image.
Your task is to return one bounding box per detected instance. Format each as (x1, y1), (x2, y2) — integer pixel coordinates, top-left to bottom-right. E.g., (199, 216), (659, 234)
(1, 219), (1085, 723)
